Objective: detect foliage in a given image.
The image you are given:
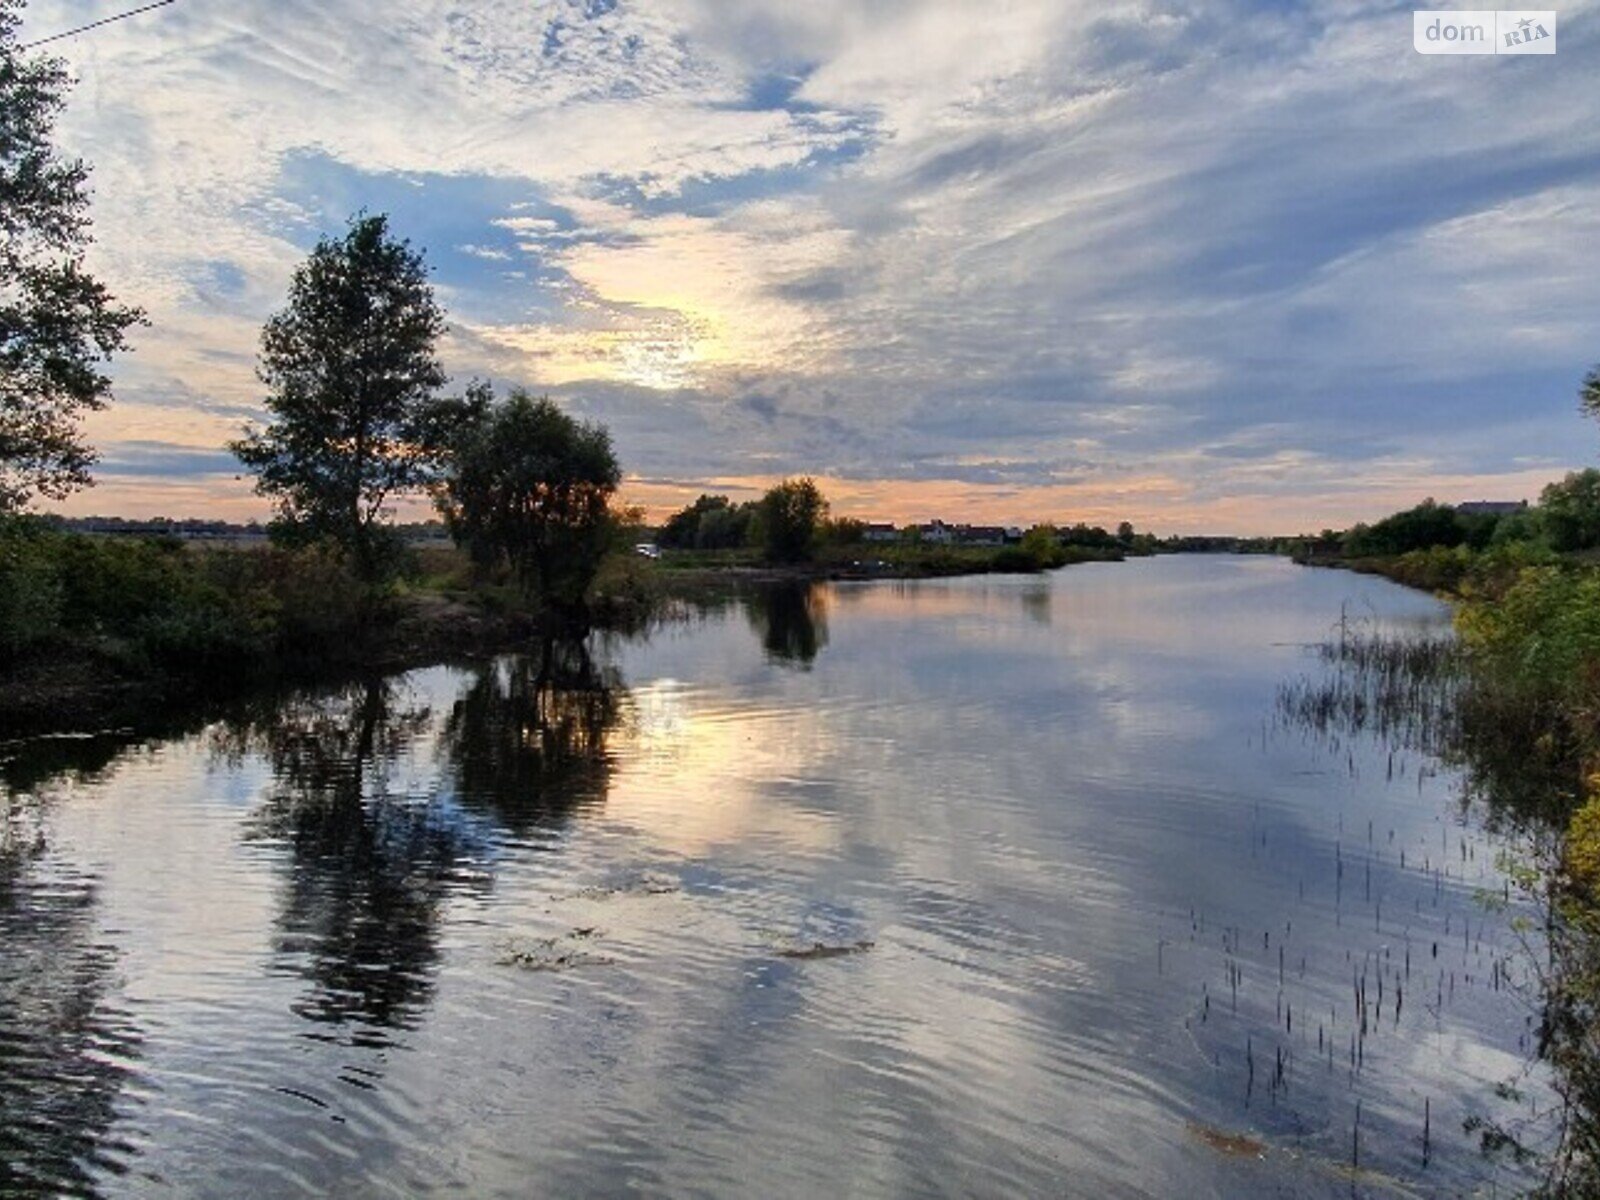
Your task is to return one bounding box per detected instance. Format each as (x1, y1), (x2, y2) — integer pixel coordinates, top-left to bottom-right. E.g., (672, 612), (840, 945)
(1582, 363), (1600, 431)
(1020, 524), (1067, 569)
(0, 1), (143, 510)
(1568, 791), (1600, 899)
(1541, 470), (1600, 553)
(658, 493), (755, 550)
(1491, 508), (1543, 548)
(231, 214), (458, 580)
(435, 390), (621, 620)
(1343, 499), (1469, 557)
(1450, 562), (1600, 1197)
(1457, 566), (1600, 724)
(824, 516), (867, 546)
(0, 517), (367, 676)
(756, 477), (828, 563)
(0, 516), (60, 653)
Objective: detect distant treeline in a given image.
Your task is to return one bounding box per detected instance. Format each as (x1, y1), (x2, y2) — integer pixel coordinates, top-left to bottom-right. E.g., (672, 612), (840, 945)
(654, 495), (1295, 560)
(41, 515), (454, 541)
(1290, 471), (1600, 592)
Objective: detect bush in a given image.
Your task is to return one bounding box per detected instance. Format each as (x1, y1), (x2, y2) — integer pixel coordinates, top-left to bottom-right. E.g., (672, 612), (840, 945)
(0, 522), (64, 658)
(1457, 566), (1600, 721)
(1541, 470), (1600, 553)
(0, 523), (370, 680)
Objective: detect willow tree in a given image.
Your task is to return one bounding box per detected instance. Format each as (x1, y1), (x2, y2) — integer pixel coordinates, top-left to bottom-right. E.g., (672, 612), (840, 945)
(231, 213), (452, 579)
(0, 0), (143, 511)
(436, 391), (621, 621)
(757, 477), (828, 563)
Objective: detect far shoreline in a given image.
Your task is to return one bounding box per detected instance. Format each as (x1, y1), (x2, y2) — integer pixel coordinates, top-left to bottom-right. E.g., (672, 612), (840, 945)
(0, 541), (1138, 737)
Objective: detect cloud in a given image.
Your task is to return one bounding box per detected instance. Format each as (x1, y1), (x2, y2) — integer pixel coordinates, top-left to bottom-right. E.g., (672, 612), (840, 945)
(23, 0), (1600, 531)
(95, 441), (241, 479)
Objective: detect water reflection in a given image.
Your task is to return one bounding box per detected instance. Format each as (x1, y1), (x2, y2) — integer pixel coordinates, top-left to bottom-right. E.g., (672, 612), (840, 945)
(744, 583), (829, 667)
(0, 560), (1559, 1198)
(217, 680), (455, 1035)
(1275, 625), (1598, 1190)
(209, 639), (629, 1041)
(1, 817), (140, 1195)
(441, 636), (623, 833)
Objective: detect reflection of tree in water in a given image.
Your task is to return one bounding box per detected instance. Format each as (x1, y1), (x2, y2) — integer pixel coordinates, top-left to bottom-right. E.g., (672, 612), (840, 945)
(220, 679), (461, 1037)
(440, 636), (624, 835)
(219, 644), (626, 1040)
(0, 843), (140, 1195)
(1018, 583), (1053, 626)
(745, 583), (829, 667)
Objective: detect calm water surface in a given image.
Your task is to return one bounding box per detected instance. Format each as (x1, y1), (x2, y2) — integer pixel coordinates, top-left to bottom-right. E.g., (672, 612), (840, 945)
(1, 556), (1543, 1196)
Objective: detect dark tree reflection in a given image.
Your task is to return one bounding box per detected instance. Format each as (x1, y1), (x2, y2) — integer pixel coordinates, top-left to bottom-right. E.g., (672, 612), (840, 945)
(219, 679), (464, 1038)
(0, 844), (140, 1196)
(440, 636), (624, 834)
(745, 583), (829, 667)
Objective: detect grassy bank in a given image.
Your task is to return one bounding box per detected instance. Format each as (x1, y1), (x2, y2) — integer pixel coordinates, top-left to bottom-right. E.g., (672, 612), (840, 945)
(1294, 542), (1560, 597)
(647, 540), (1126, 580)
(0, 522), (560, 731)
(0, 522), (1123, 732)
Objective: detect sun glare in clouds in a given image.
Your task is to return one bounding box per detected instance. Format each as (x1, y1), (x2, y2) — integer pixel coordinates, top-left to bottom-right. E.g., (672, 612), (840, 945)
(476, 198), (844, 390)
(22, 0), (1600, 529)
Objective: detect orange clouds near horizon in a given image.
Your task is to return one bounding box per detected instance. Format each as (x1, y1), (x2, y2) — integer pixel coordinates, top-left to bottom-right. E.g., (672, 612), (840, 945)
(45, 464), (1567, 540)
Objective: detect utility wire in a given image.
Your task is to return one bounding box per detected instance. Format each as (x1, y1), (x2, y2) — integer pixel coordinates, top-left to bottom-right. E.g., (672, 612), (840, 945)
(19, 0), (178, 50)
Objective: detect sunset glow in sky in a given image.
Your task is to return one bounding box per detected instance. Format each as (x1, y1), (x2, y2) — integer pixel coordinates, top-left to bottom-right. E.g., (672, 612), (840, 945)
(22, 0), (1600, 532)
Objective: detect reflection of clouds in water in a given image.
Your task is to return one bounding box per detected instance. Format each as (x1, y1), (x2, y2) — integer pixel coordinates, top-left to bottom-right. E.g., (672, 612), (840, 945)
(609, 679), (839, 858)
(0, 558), (1536, 1197)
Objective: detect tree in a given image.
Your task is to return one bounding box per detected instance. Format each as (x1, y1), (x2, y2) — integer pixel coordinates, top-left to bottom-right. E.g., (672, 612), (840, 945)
(1582, 363), (1600, 429)
(0, 1), (143, 511)
(824, 517), (866, 546)
(1342, 499), (1464, 557)
(1020, 524), (1066, 568)
(756, 477), (827, 563)
(696, 502), (753, 549)
(1541, 470), (1600, 553)
(231, 213), (451, 579)
(658, 493), (753, 550)
(436, 390), (621, 620)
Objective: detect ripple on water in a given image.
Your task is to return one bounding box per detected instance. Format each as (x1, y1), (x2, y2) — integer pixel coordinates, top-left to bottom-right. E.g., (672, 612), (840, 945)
(0, 560), (1550, 1197)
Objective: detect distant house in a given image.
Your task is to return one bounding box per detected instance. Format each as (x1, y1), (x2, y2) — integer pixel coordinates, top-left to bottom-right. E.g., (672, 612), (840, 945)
(920, 520), (957, 544)
(863, 522), (898, 543)
(1456, 500), (1528, 517)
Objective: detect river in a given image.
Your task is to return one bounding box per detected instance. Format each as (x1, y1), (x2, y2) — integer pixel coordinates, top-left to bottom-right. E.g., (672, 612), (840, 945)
(0, 555), (1545, 1196)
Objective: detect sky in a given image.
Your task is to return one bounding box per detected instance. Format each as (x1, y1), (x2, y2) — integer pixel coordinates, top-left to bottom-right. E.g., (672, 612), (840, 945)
(18, 0), (1600, 533)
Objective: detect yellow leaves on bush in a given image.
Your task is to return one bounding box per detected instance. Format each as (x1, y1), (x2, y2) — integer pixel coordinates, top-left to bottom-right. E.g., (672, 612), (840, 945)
(1565, 783), (1600, 898)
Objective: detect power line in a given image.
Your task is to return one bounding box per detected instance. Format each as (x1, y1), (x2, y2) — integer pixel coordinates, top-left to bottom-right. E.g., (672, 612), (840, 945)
(19, 0), (179, 51)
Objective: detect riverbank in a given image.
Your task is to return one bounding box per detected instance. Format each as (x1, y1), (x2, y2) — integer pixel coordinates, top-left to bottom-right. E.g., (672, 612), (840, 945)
(0, 590), (539, 734)
(1296, 543), (1600, 1188)
(1290, 542), (1565, 597)
(0, 531), (1126, 734)
(645, 541), (1128, 587)
(1291, 548), (1476, 595)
